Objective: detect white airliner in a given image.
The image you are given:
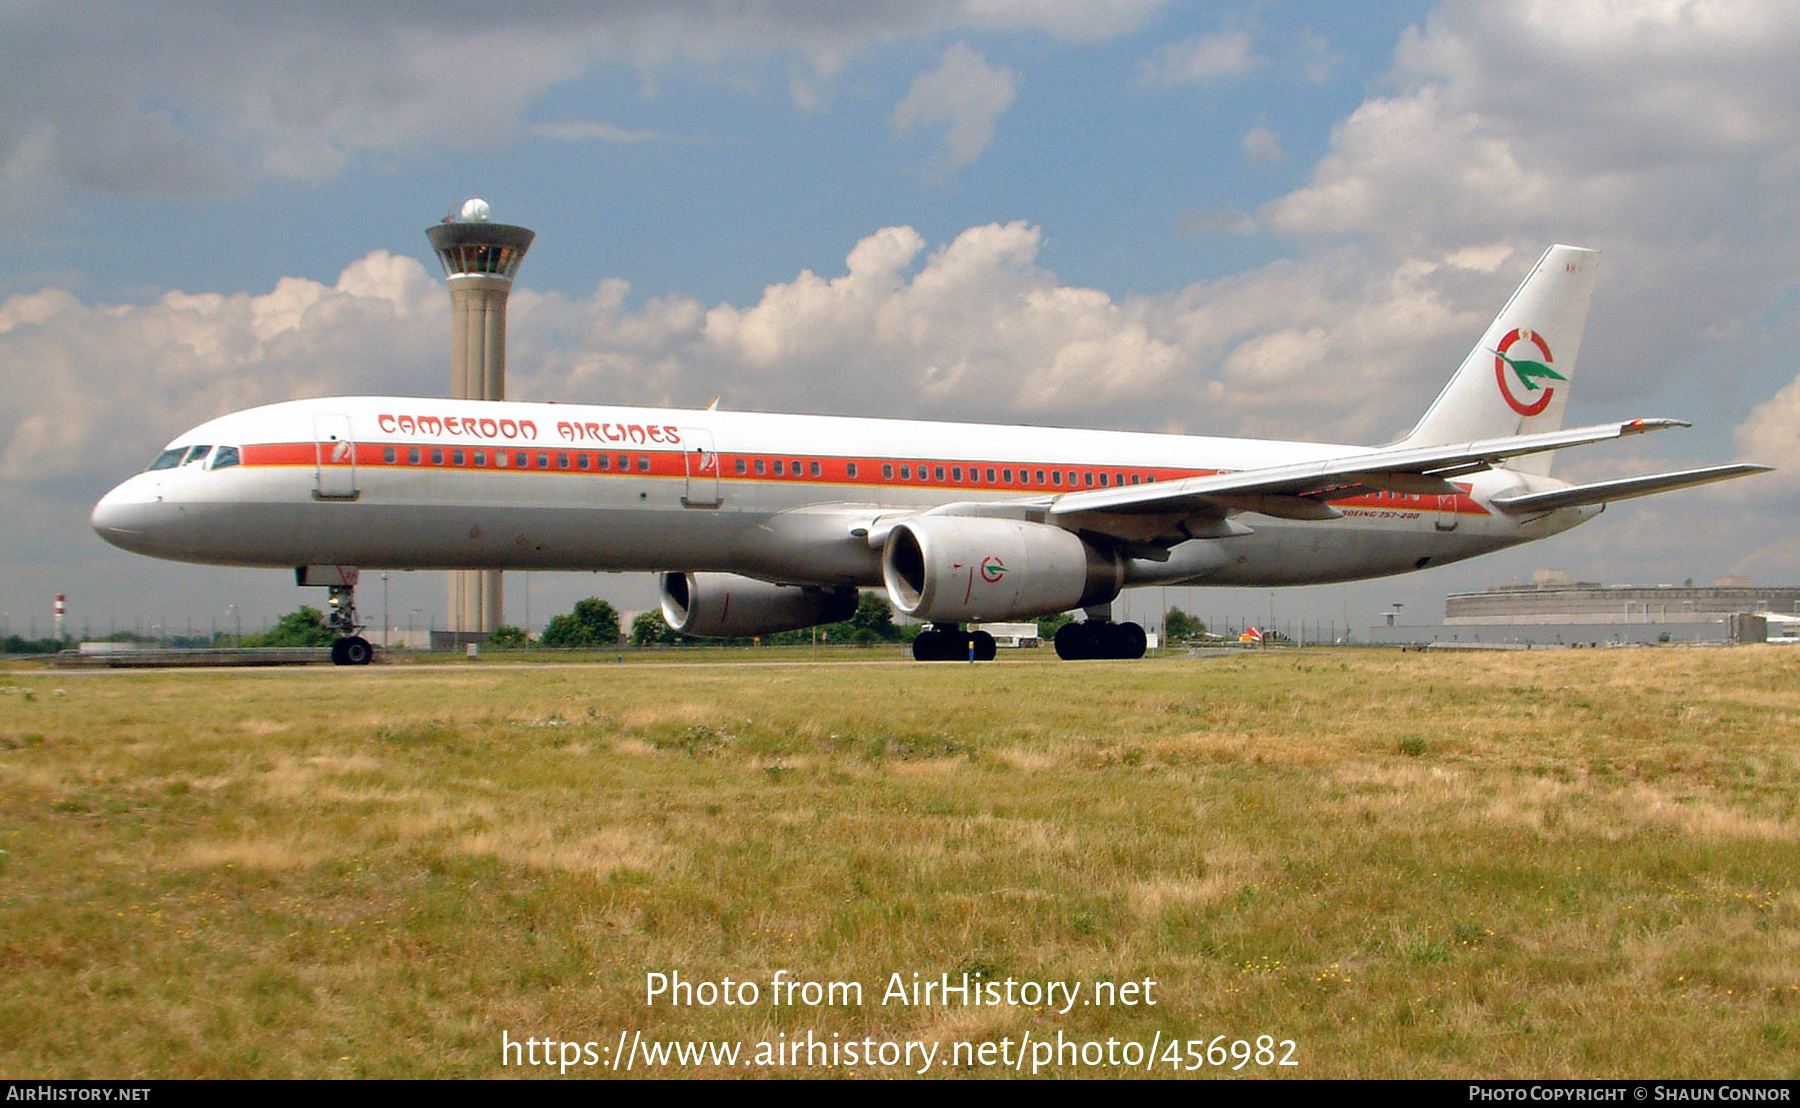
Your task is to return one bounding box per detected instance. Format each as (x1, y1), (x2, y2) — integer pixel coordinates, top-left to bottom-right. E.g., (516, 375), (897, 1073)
(92, 245), (1768, 663)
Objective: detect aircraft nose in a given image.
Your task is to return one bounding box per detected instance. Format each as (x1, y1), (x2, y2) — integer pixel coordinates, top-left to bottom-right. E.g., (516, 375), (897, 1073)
(92, 481), (149, 549)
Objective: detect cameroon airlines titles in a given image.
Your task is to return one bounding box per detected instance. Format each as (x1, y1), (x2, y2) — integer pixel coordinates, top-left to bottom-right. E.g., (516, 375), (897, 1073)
(93, 245), (1770, 664)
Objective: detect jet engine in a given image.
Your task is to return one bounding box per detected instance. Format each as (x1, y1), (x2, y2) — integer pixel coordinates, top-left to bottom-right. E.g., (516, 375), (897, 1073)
(659, 572), (858, 638)
(881, 516), (1122, 624)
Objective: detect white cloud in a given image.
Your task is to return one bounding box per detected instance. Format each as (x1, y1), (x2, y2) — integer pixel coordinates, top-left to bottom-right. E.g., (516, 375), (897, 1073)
(890, 43), (1019, 177)
(1241, 125), (1283, 163)
(1139, 31), (1263, 86)
(529, 121), (674, 144)
(1297, 29), (1339, 83)
(1253, 0), (1800, 443)
(0, 2), (1161, 216)
(0, 251), (442, 489)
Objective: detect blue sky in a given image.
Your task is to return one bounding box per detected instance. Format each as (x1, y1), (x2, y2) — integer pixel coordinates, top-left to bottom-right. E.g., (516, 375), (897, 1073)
(4, 0), (1798, 640)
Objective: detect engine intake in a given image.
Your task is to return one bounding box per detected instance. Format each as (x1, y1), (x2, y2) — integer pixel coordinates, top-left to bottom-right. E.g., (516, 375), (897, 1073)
(881, 516), (1122, 624)
(660, 572), (858, 638)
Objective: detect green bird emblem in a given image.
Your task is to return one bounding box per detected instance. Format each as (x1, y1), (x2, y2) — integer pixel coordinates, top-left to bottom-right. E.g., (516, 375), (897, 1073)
(1490, 346), (1566, 392)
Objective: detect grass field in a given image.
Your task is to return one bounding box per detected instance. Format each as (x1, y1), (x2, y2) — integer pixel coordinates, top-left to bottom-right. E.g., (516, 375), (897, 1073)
(3, 645), (1798, 1078)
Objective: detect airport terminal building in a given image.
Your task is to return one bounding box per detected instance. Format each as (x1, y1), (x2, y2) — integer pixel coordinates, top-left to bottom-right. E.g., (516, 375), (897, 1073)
(1372, 573), (1800, 646)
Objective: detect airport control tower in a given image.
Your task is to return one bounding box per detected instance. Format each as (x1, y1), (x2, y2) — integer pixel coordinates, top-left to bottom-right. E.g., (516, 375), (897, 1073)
(427, 199), (535, 638)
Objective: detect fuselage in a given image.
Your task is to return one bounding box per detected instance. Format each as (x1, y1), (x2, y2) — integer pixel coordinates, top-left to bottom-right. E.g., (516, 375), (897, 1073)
(91, 395), (1595, 593)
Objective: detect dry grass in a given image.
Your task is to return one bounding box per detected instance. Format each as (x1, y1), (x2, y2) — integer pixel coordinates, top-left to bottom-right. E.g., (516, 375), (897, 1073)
(1, 647), (1798, 1078)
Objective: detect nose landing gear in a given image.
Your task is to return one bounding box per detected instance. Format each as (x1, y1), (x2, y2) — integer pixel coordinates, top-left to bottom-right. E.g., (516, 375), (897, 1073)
(298, 566), (374, 666)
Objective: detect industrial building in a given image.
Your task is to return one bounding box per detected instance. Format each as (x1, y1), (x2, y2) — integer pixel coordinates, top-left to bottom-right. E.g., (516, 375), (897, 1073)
(1371, 571), (1800, 646)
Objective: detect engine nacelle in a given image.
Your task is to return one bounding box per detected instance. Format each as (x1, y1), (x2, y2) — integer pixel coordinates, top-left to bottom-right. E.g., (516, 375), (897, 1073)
(881, 516), (1122, 624)
(659, 572), (858, 638)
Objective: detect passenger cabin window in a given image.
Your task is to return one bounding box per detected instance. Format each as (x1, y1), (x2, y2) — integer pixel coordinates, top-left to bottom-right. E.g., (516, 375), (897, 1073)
(810, 461), (821, 477)
(847, 463), (858, 478)
(147, 448), (186, 471)
(210, 446), (241, 470)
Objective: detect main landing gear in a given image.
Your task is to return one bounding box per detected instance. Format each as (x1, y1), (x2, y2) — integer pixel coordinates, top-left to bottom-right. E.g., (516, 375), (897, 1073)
(298, 566), (374, 666)
(911, 624), (997, 662)
(1054, 618), (1148, 661)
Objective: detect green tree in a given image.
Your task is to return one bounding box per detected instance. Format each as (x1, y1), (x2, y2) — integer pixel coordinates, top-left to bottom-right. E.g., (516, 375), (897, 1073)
(1037, 612), (1074, 641)
(541, 598), (620, 648)
(242, 606), (336, 647)
(487, 624), (528, 649)
(1164, 607), (1206, 641)
(631, 610), (684, 647)
(847, 592), (900, 640)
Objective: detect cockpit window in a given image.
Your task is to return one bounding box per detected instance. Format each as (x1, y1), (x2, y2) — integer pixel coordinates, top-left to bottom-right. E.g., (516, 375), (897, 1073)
(181, 445), (213, 466)
(147, 448), (186, 471)
(209, 446), (241, 470)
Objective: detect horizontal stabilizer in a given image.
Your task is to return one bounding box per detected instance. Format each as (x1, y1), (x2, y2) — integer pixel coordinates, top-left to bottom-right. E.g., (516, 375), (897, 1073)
(1488, 464), (1773, 515)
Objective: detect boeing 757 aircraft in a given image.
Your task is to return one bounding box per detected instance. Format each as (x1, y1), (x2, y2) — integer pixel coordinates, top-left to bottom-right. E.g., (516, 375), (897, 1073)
(92, 245), (1768, 663)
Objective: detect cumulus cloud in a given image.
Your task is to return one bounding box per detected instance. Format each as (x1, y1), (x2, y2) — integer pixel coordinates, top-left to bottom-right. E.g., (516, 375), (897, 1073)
(1139, 30), (1263, 85)
(0, 251), (442, 490)
(890, 43), (1019, 176)
(1251, 0), (1800, 437)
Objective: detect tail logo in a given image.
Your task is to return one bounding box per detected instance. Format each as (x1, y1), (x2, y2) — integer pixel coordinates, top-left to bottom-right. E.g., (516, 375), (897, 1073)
(1492, 328), (1565, 417)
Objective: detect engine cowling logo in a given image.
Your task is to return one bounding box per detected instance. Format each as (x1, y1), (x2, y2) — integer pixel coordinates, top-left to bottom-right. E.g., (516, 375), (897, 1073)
(980, 556), (1008, 583)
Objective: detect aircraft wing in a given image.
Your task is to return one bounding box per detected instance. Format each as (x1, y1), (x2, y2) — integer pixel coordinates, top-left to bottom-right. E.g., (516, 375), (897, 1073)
(1487, 463), (1772, 515)
(1047, 418), (1691, 524)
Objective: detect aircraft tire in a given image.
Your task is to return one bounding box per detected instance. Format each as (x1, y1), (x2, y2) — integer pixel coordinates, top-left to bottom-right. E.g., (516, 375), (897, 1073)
(1054, 621), (1092, 660)
(334, 636), (373, 666)
(912, 630), (943, 662)
(1117, 622), (1147, 659)
(972, 631), (997, 661)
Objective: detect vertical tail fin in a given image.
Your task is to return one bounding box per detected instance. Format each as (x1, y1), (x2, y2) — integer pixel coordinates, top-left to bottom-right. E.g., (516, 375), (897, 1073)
(1398, 245), (1599, 476)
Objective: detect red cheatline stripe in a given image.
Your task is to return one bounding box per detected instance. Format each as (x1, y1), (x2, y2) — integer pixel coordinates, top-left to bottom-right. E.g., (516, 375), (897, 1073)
(232, 442), (1488, 514)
